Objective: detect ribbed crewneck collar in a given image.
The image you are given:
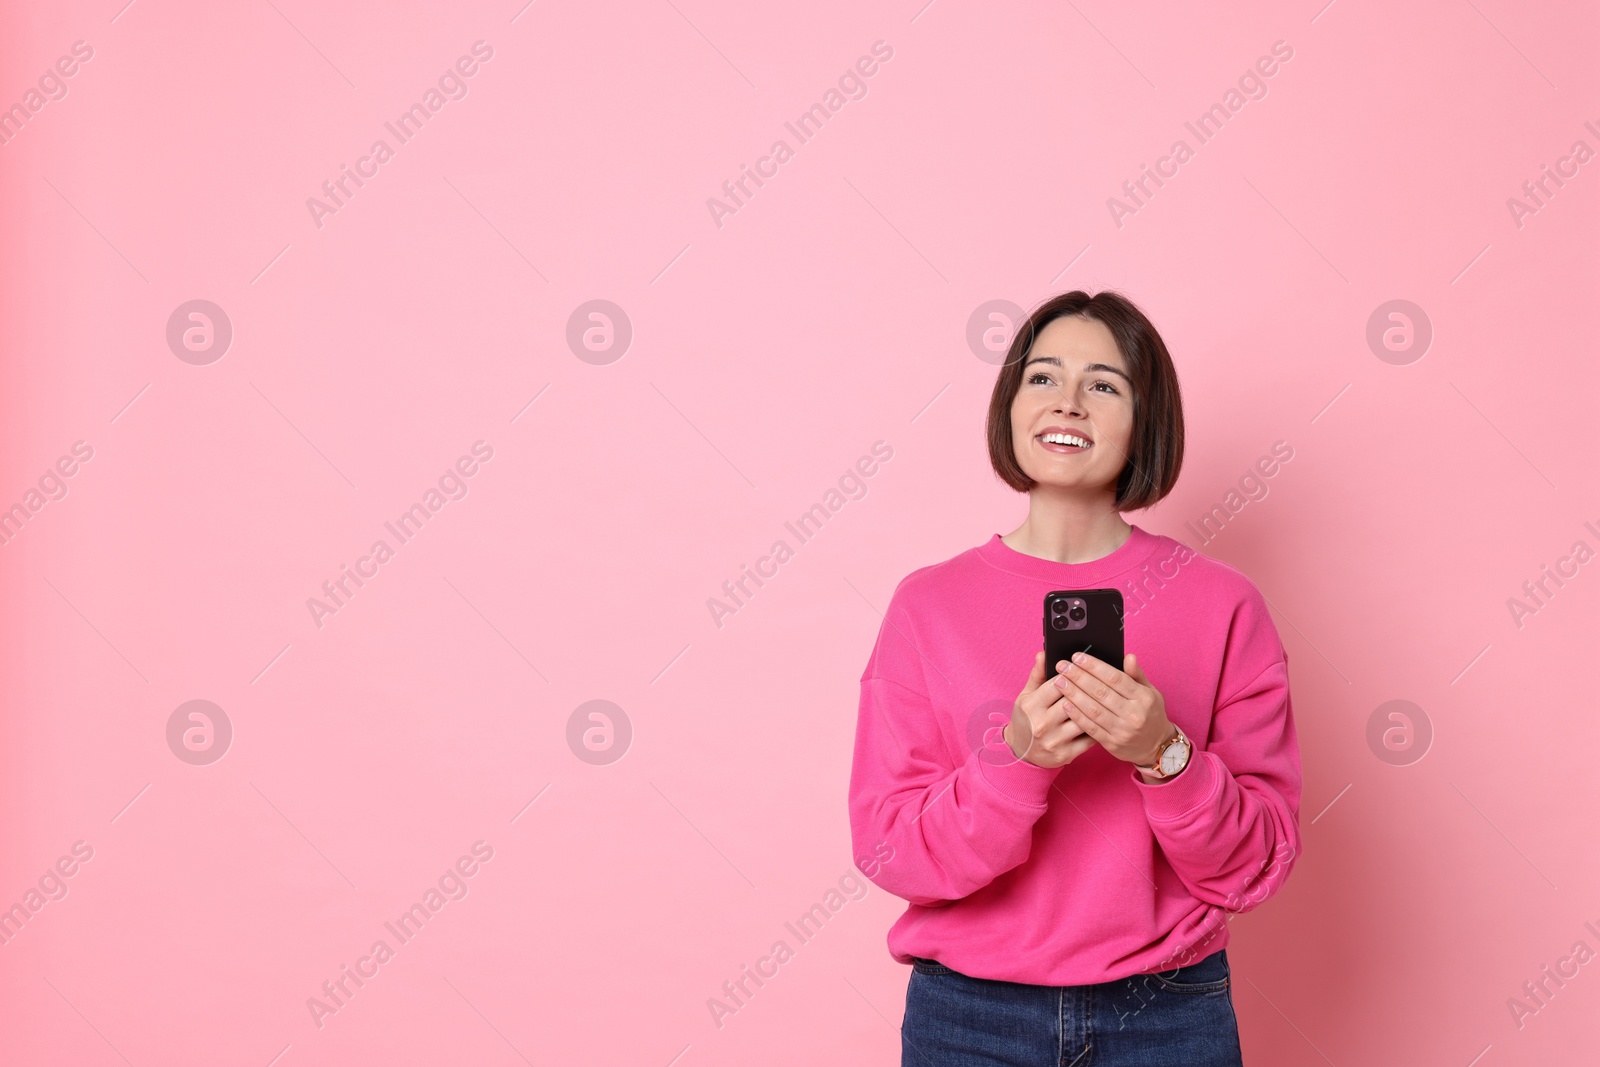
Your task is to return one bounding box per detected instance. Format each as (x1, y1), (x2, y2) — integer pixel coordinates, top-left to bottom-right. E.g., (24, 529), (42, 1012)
(977, 524), (1160, 584)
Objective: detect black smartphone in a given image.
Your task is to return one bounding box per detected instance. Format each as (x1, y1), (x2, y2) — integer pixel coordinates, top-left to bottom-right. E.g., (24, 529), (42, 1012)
(1043, 589), (1125, 677)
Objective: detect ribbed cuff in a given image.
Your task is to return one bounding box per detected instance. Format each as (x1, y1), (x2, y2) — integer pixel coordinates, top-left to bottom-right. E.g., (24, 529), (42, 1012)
(1134, 749), (1222, 822)
(976, 746), (1063, 807)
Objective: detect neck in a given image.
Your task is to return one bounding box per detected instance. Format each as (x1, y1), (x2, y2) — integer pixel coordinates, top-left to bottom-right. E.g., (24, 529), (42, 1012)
(1002, 493), (1131, 565)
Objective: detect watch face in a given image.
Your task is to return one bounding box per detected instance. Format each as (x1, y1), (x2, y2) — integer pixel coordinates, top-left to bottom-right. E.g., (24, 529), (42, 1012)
(1160, 739), (1190, 774)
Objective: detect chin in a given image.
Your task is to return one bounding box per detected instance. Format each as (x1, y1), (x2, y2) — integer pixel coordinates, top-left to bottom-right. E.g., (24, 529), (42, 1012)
(1030, 473), (1111, 492)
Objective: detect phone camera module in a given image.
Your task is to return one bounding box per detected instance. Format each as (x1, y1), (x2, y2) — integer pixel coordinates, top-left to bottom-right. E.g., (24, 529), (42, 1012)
(1050, 596), (1089, 631)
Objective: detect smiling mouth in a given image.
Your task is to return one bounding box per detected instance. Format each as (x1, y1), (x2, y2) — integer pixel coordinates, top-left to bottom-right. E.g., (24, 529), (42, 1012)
(1037, 432), (1092, 453)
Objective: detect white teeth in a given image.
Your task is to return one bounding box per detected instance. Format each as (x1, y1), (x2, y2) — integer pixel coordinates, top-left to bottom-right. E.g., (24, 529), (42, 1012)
(1040, 433), (1091, 447)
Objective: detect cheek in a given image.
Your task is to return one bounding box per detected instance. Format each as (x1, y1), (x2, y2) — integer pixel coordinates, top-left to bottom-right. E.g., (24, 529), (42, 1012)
(1097, 402), (1133, 436)
(1010, 398), (1037, 433)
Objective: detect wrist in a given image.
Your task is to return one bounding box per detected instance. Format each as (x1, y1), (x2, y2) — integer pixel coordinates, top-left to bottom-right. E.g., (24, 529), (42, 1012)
(1002, 722), (1024, 760)
(1134, 722), (1187, 782)
(1136, 722), (1178, 769)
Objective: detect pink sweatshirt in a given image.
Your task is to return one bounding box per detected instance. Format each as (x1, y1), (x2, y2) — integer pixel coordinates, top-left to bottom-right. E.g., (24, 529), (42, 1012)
(848, 524), (1302, 986)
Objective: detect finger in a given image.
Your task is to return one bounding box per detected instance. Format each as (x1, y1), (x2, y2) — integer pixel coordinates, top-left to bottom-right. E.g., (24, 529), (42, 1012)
(1040, 688), (1083, 730)
(1014, 653), (1059, 744)
(1054, 668), (1125, 725)
(1030, 655), (1080, 715)
(1065, 651), (1140, 700)
(1054, 705), (1088, 740)
(1060, 656), (1134, 712)
(1059, 695), (1112, 746)
(1036, 700), (1088, 751)
(1064, 731), (1099, 759)
(1044, 722), (1096, 761)
(1056, 684), (1120, 742)
(1024, 649), (1047, 693)
(1019, 653), (1052, 718)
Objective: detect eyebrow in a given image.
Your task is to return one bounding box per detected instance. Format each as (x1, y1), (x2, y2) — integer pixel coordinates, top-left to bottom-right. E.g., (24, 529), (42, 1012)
(1021, 355), (1132, 385)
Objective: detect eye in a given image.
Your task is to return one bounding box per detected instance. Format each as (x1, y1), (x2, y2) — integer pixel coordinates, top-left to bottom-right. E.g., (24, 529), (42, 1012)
(1092, 380), (1120, 395)
(1027, 372), (1053, 385)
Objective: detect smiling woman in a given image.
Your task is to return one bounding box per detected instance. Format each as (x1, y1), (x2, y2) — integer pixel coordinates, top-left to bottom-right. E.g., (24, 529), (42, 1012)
(849, 290), (1301, 1067)
(986, 294), (1183, 513)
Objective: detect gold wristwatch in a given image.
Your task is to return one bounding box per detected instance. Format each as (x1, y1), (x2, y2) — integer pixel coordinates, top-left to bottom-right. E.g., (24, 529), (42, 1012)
(1139, 724), (1192, 780)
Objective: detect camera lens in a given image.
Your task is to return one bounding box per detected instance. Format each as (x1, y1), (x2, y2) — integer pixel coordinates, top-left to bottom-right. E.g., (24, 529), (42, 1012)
(1068, 604), (1086, 621)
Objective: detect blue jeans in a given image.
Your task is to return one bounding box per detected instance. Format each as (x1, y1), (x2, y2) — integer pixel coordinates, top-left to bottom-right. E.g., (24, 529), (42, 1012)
(902, 948), (1243, 1066)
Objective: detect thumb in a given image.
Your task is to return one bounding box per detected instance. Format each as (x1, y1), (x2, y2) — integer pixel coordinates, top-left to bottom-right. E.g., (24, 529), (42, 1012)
(1026, 648), (1047, 691)
(1125, 652), (1146, 682)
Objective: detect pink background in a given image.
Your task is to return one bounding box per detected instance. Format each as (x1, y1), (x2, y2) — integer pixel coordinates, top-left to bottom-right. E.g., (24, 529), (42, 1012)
(2, 0), (1597, 1063)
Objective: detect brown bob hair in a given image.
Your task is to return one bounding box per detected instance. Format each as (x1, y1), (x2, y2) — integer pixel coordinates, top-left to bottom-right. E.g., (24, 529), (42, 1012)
(986, 289), (1184, 512)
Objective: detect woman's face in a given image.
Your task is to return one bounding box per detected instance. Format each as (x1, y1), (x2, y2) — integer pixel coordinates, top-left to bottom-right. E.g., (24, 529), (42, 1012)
(1009, 315), (1135, 495)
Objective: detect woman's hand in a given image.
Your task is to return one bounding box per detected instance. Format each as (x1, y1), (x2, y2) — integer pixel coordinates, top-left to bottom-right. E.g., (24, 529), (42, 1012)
(1052, 651), (1175, 772)
(1002, 650), (1099, 769)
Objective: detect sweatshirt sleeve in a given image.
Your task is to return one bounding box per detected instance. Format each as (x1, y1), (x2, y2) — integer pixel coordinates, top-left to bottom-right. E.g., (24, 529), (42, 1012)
(1130, 583), (1303, 913)
(848, 580), (1064, 908)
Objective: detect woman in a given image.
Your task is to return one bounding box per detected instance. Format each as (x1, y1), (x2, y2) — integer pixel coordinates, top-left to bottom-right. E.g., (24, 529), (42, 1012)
(848, 290), (1302, 1066)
